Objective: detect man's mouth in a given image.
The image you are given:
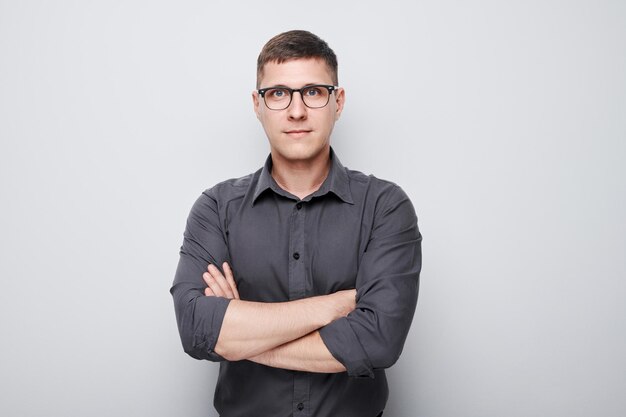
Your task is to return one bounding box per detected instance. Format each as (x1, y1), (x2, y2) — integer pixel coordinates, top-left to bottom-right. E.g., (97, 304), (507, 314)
(284, 129), (312, 138)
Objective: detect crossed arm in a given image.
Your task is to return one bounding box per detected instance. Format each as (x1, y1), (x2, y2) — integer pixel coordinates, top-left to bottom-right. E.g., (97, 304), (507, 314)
(203, 262), (351, 373)
(173, 186), (421, 377)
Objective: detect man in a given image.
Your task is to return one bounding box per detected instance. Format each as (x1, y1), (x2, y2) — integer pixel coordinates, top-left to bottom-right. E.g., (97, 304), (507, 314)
(171, 30), (422, 417)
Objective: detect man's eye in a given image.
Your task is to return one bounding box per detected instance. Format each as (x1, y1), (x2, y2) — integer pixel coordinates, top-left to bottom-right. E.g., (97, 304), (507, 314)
(304, 87), (322, 97)
(268, 89), (288, 98)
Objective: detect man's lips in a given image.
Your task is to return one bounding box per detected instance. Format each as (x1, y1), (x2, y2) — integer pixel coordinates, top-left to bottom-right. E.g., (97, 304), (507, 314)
(284, 129), (313, 139)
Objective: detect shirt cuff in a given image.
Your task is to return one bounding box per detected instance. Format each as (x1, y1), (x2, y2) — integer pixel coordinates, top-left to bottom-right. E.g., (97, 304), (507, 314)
(196, 295), (232, 361)
(319, 317), (374, 378)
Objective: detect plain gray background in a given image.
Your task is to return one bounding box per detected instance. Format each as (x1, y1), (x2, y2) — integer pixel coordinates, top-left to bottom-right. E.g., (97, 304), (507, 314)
(1, 1), (625, 416)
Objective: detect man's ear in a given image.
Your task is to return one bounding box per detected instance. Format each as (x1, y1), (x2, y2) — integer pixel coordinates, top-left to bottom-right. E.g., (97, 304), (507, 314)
(334, 87), (345, 121)
(252, 91), (261, 119)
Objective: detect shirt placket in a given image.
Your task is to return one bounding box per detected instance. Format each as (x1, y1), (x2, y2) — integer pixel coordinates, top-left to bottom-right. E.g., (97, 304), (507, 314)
(289, 200), (310, 416)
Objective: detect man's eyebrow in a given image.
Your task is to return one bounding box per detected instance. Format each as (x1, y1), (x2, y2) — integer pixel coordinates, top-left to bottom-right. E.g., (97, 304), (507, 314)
(262, 83), (325, 89)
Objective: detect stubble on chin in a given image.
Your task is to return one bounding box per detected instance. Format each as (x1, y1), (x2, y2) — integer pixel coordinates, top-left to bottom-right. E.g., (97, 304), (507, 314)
(271, 139), (330, 165)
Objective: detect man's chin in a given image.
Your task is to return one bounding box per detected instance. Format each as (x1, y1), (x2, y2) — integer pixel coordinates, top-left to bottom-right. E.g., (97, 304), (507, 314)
(272, 143), (329, 164)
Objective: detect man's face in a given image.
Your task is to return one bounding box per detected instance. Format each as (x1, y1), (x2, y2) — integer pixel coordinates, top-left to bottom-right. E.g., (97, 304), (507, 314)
(253, 58), (345, 165)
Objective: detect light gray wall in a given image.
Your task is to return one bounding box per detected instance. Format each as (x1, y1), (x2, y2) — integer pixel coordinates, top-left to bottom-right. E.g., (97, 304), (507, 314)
(1, 1), (624, 416)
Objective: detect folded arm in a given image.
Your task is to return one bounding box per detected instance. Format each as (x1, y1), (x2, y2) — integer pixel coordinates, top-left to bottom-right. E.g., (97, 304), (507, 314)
(203, 262), (349, 368)
(171, 191), (356, 363)
(205, 263), (354, 361)
(200, 185), (421, 375)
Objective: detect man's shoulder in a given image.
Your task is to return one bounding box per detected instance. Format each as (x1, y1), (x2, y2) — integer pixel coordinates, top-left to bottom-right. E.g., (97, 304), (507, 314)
(200, 168), (262, 202)
(344, 167), (417, 230)
(344, 167), (408, 200)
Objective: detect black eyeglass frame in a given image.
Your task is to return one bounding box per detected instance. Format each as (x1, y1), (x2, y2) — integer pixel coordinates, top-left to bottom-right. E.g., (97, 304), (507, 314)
(257, 84), (339, 110)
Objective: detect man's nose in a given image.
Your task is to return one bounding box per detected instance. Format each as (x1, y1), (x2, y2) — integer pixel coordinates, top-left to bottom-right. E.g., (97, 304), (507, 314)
(287, 91), (307, 119)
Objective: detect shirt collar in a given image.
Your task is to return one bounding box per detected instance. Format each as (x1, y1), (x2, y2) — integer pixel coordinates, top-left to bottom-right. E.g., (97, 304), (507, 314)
(252, 147), (354, 205)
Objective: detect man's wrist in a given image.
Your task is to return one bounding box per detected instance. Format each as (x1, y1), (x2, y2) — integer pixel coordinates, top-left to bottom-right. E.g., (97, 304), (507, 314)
(318, 289), (356, 325)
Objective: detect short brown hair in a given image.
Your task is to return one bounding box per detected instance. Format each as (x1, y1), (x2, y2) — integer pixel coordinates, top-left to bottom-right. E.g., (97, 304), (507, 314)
(256, 30), (338, 88)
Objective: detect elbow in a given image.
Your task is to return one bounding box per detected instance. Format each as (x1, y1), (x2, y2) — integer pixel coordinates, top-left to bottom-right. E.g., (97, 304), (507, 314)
(181, 337), (206, 360)
(174, 294), (230, 362)
(372, 349), (402, 370)
(179, 329), (225, 362)
(368, 338), (406, 370)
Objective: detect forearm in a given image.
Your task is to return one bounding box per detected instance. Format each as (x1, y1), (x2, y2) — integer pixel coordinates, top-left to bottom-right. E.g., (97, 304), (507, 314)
(215, 292), (352, 361)
(248, 331), (346, 373)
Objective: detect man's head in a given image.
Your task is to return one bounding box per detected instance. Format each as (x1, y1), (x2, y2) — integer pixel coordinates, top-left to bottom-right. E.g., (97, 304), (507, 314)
(253, 30), (345, 166)
(256, 30), (338, 89)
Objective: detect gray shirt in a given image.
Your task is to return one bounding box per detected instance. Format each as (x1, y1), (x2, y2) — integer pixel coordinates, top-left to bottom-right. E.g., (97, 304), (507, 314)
(171, 149), (422, 417)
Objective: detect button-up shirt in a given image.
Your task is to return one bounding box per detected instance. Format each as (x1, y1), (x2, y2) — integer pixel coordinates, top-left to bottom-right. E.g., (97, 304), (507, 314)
(171, 149), (422, 417)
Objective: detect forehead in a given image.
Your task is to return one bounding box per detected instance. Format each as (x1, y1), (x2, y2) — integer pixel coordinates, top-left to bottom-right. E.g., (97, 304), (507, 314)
(259, 58), (334, 88)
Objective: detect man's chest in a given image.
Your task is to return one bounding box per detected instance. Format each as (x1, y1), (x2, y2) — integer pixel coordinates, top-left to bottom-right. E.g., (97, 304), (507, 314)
(223, 197), (370, 302)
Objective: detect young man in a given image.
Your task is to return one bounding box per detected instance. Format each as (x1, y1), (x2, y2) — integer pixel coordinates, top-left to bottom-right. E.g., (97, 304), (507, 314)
(171, 30), (422, 417)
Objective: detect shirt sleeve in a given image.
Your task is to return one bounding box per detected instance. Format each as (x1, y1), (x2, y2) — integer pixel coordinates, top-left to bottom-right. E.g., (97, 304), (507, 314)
(319, 183), (422, 377)
(170, 190), (232, 362)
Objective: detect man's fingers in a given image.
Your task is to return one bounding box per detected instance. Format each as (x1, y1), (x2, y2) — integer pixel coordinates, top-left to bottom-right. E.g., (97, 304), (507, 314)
(204, 287), (215, 297)
(207, 264), (235, 299)
(203, 271), (226, 297)
(202, 262), (239, 300)
(223, 262), (240, 300)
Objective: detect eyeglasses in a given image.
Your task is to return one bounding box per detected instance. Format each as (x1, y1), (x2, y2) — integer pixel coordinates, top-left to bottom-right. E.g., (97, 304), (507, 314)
(257, 84), (338, 110)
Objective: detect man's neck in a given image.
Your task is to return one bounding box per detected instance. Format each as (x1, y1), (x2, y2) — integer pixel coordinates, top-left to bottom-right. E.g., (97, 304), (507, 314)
(270, 149), (331, 200)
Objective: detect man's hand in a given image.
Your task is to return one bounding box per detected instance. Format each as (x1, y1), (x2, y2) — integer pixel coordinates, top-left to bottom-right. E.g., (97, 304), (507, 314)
(203, 262), (240, 300)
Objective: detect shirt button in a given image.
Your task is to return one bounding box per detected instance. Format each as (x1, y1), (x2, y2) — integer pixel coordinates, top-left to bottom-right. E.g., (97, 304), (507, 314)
(296, 202), (302, 210)
(293, 252), (300, 260)
(297, 403), (304, 411)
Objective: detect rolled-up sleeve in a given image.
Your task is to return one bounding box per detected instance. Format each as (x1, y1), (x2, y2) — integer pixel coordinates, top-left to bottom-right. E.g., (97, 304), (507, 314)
(170, 190), (232, 362)
(320, 184), (422, 377)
